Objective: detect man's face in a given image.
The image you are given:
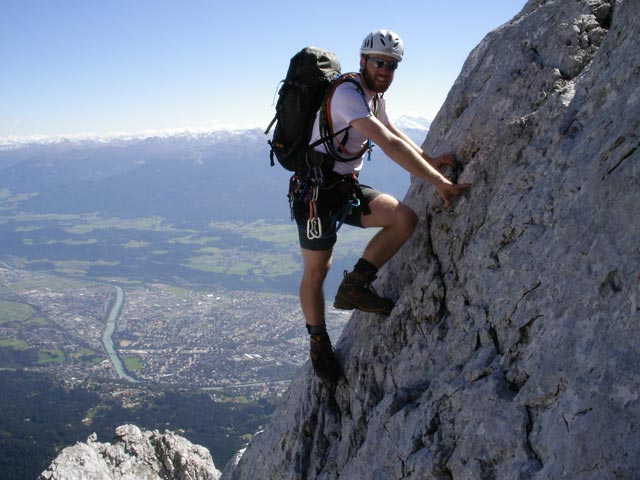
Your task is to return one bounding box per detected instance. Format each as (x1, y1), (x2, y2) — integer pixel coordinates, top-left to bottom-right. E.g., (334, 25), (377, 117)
(360, 54), (398, 93)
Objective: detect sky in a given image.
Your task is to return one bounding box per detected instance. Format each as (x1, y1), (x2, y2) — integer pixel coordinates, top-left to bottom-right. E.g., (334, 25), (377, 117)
(0, 0), (527, 142)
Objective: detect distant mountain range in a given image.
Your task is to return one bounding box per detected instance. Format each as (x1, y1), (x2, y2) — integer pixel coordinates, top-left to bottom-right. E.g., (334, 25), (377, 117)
(0, 117), (429, 224)
(0, 115), (429, 149)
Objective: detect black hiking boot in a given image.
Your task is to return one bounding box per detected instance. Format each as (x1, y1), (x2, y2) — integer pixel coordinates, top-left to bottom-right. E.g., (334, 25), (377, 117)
(309, 333), (342, 383)
(333, 270), (394, 315)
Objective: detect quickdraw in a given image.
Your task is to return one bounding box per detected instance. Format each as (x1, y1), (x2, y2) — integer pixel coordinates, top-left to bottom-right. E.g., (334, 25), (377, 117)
(288, 161), (326, 240)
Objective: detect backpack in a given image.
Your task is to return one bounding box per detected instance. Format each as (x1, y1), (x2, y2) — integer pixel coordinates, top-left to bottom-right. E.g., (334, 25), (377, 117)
(265, 47), (371, 173)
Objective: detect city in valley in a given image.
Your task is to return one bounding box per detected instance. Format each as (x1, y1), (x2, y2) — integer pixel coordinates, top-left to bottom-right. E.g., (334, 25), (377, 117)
(0, 264), (349, 397)
(0, 128), (404, 476)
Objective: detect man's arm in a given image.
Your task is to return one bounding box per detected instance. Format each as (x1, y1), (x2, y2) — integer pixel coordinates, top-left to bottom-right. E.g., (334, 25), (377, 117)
(385, 122), (456, 171)
(351, 115), (471, 207)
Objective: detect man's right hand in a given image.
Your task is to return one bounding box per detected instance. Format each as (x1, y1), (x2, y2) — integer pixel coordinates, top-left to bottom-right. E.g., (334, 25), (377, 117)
(426, 153), (457, 170)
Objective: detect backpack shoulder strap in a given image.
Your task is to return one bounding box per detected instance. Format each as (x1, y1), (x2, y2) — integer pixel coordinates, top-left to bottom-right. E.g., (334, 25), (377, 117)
(318, 73), (376, 160)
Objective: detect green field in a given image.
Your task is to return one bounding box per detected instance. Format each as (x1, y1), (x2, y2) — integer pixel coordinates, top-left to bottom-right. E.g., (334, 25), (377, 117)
(70, 348), (102, 365)
(46, 238), (98, 246)
(121, 240), (152, 249)
(0, 300), (39, 324)
(1, 212), (378, 293)
(208, 220), (297, 245)
(37, 348), (65, 364)
(61, 214), (177, 235)
(168, 234), (222, 245)
(122, 355), (144, 372)
(8, 270), (101, 291)
(0, 339), (30, 350)
(159, 284), (193, 300)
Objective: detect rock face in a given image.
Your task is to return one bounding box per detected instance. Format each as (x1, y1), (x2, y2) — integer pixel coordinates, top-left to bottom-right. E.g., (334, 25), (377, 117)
(39, 425), (221, 480)
(223, 1), (640, 479)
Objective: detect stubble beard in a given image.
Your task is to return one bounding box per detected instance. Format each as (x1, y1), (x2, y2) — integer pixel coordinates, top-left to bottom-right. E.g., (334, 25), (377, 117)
(362, 68), (391, 93)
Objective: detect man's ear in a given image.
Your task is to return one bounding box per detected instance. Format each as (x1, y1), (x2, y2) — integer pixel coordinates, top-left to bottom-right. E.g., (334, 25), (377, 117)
(359, 55), (366, 71)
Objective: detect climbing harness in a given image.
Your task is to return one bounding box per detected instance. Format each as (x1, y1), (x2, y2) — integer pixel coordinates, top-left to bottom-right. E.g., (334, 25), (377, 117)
(288, 161), (363, 241)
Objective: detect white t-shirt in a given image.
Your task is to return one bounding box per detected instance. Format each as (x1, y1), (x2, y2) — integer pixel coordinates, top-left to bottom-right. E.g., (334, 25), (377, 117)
(309, 75), (389, 175)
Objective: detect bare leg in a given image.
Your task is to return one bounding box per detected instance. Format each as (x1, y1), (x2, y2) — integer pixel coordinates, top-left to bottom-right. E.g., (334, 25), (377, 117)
(299, 247), (333, 326)
(332, 194), (417, 314)
(300, 247), (342, 382)
(360, 194), (418, 268)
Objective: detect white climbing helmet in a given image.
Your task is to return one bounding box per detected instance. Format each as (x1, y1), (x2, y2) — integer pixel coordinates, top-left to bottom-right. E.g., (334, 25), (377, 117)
(360, 29), (404, 61)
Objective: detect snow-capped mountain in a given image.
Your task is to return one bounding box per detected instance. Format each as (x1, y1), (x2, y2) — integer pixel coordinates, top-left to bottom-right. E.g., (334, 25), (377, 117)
(0, 115), (430, 150)
(393, 115), (431, 131)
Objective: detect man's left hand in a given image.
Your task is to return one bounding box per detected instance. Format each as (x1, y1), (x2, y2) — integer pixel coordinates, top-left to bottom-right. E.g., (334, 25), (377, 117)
(436, 182), (472, 208)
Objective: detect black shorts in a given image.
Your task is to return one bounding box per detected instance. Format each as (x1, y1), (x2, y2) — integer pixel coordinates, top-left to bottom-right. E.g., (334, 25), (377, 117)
(293, 181), (382, 251)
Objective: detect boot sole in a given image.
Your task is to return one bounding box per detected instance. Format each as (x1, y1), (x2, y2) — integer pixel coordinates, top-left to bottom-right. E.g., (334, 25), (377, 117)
(333, 298), (392, 314)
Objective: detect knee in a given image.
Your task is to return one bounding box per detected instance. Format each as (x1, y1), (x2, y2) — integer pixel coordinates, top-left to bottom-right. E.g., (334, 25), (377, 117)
(398, 205), (418, 238)
(302, 260), (331, 289)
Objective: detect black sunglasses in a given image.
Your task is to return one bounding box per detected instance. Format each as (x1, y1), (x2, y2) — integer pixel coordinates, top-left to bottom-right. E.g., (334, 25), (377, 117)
(368, 56), (399, 71)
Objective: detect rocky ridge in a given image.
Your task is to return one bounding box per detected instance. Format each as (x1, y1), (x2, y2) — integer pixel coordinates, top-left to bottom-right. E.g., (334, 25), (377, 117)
(222, 0), (640, 479)
(38, 425), (221, 480)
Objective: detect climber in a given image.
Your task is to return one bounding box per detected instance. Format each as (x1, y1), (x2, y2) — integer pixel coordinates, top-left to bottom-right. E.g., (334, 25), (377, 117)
(294, 29), (471, 382)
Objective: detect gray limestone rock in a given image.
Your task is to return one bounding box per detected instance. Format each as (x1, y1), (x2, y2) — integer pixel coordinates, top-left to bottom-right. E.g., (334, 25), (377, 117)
(38, 424), (221, 480)
(223, 0), (640, 479)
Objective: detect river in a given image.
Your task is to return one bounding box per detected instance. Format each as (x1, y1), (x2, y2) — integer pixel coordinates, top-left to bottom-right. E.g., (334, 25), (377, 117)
(0, 258), (137, 383)
(101, 285), (138, 383)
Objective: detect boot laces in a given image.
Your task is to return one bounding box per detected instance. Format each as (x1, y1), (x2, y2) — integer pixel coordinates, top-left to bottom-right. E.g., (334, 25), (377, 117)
(344, 270), (382, 297)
